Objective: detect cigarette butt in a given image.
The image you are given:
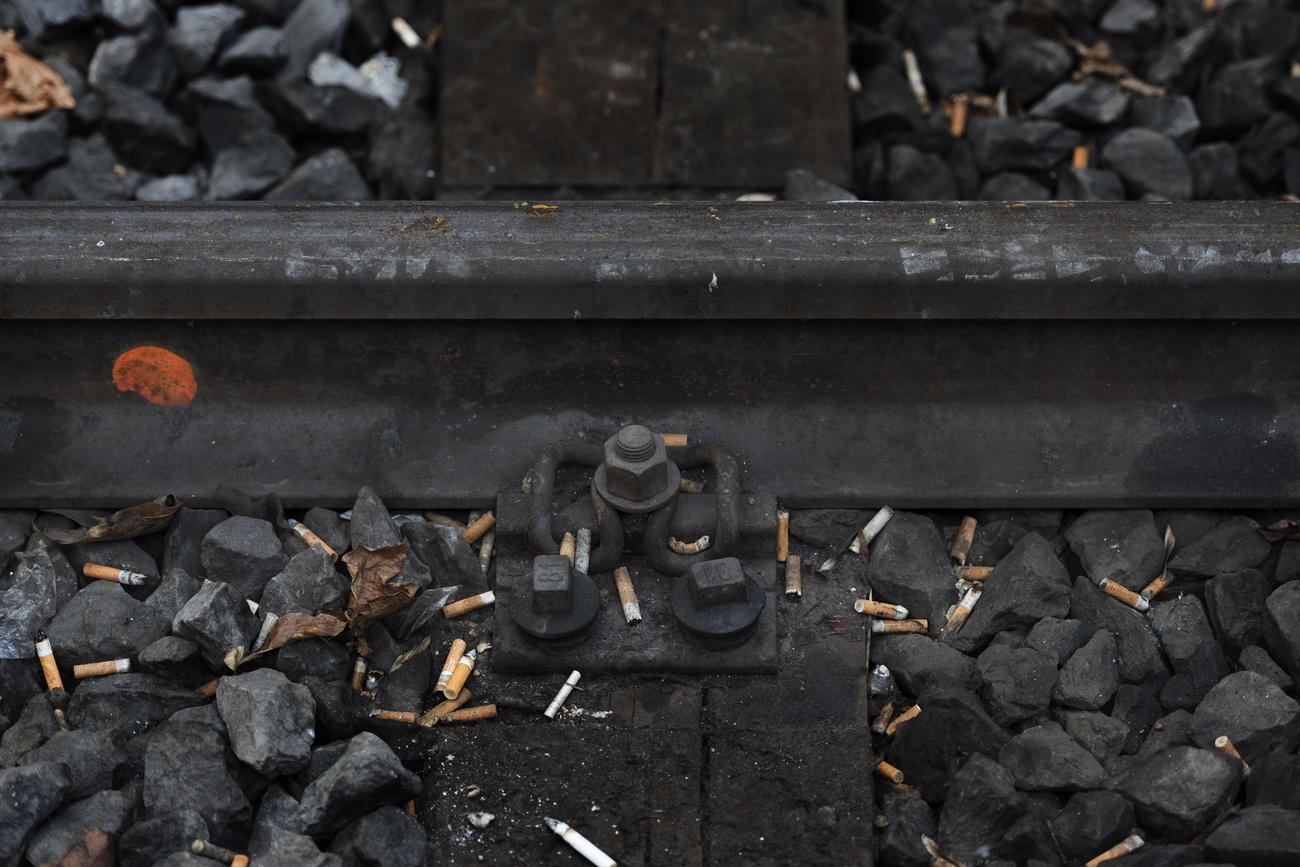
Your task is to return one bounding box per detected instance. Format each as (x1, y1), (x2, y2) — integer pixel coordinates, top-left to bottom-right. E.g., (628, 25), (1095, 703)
(574, 527), (592, 574)
(948, 94), (968, 138)
(544, 817), (617, 867)
(855, 599), (909, 620)
(545, 670), (581, 719)
(418, 690), (472, 726)
(1140, 571), (1173, 601)
(424, 511), (467, 532)
(196, 678), (219, 697)
(436, 639), (467, 692)
(950, 516), (977, 566)
(1099, 578), (1149, 611)
(940, 587), (982, 640)
(885, 704), (921, 736)
(853, 506), (895, 553)
(890, 781), (922, 798)
(902, 49), (931, 115)
(442, 648), (476, 700)
(776, 509), (790, 563)
(560, 532), (576, 565)
(443, 590), (496, 619)
(286, 519), (337, 562)
(874, 759), (905, 783)
(922, 836), (963, 867)
(35, 637), (64, 694)
(462, 512), (496, 544)
(230, 857), (248, 867)
(1201, 0), (1217, 10)
(784, 554), (802, 598)
(478, 528), (496, 574)
(1085, 833), (1144, 867)
(669, 535), (710, 555)
(1214, 735), (1251, 778)
(614, 566), (641, 624)
(441, 704), (498, 723)
(679, 478), (705, 494)
(392, 16), (421, 48)
(72, 658), (131, 679)
(406, 800), (416, 816)
(871, 619), (928, 634)
(82, 563), (147, 585)
(351, 657), (367, 691)
(871, 701), (895, 735)
(659, 433), (688, 448)
(371, 709), (417, 723)
(1072, 145), (1090, 169)
(954, 564), (995, 581)
(191, 840), (238, 864)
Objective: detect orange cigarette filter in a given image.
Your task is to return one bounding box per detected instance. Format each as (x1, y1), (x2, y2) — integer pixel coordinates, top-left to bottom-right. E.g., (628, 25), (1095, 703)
(462, 512), (496, 544)
(874, 760), (905, 783)
(436, 639), (467, 692)
(1072, 145), (1090, 168)
(372, 709), (417, 723)
(784, 554), (802, 597)
(443, 591), (496, 619)
(287, 519), (337, 562)
(885, 704), (921, 736)
(871, 701), (895, 735)
(231, 856), (249, 867)
(658, 433), (688, 448)
(855, 599), (908, 620)
(35, 638), (64, 694)
(950, 516), (977, 565)
(955, 565), (995, 581)
(776, 509), (790, 563)
(1085, 834), (1144, 867)
(948, 95), (968, 138)
(440, 704), (498, 723)
(940, 588), (982, 640)
(196, 678), (219, 697)
(83, 563), (147, 585)
(442, 648), (477, 700)
(351, 657), (367, 691)
(73, 658), (131, 679)
(614, 566), (642, 624)
(871, 619), (928, 634)
(1140, 572), (1174, 601)
(405, 800), (417, 817)
(560, 532), (576, 564)
(1099, 578), (1149, 611)
(418, 689), (473, 726)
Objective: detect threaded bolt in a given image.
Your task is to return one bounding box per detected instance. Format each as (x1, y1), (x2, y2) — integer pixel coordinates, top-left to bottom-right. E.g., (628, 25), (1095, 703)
(615, 425), (656, 462)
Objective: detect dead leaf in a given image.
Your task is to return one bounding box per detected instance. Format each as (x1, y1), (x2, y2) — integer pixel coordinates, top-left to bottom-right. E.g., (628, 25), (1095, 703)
(0, 30), (76, 119)
(37, 495), (183, 544)
(390, 635), (431, 673)
(341, 540), (421, 654)
(1261, 519), (1300, 542)
(44, 827), (112, 867)
(225, 611), (348, 670)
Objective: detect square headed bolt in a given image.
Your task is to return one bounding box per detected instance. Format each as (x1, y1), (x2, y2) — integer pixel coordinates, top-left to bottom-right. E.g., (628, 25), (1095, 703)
(531, 554), (574, 614)
(687, 557), (747, 608)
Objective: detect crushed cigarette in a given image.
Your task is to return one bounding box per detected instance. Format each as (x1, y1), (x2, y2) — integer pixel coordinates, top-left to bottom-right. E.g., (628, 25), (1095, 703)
(678, 477), (706, 493)
(871, 701), (895, 735)
(1214, 735), (1251, 778)
(885, 704), (921, 736)
(668, 534), (711, 556)
(419, 690), (472, 726)
(854, 599), (908, 620)
(544, 817), (617, 867)
(950, 516), (977, 566)
(922, 836), (963, 867)
(424, 511), (467, 532)
(850, 506), (894, 554)
(1085, 833), (1144, 867)
(871, 619), (928, 634)
(776, 508), (790, 562)
(545, 670), (581, 719)
(940, 587), (982, 639)
(658, 433), (688, 448)
(73, 658), (131, 679)
(1141, 525), (1176, 600)
(948, 94), (969, 138)
(614, 567), (642, 624)
(1099, 578), (1149, 611)
(784, 554), (803, 598)
(286, 518), (337, 561)
(443, 590), (496, 619)
(83, 563), (149, 586)
(902, 50), (931, 115)
(0, 31), (76, 119)
(953, 565), (994, 581)
(196, 678), (219, 697)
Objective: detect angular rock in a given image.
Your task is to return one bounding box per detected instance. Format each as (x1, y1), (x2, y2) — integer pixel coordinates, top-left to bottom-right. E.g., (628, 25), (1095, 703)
(936, 754), (1024, 864)
(966, 516), (1035, 565)
(997, 29), (1073, 103)
(261, 80), (377, 136)
(251, 825), (340, 867)
(170, 701), (228, 734)
(0, 762), (72, 864)
(1158, 640), (1230, 711)
(1189, 142), (1245, 199)
(169, 3), (247, 79)
(0, 113), (68, 174)
(877, 791), (937, 867)
(1114, 681), (1168, 754)
(101, 0), (164, 30)
(145, 567), (204, 623)
(1130, 95), (1201, 151)
(904, 0), (984, 96)
(0, 548), (58, 659)
(18, 729), (127, 799)
(207, 129), (297, 200)
(1099, 0), (1159, 34)
(1241, 112), (1300, 189)
(1238, 645), (1294, 692)
(264, 148), (372, 201)
(948, 533), (1072, 654)
(782, 169), (856, 203)
(1065, 509), (1164, 591)
(1263, 580), (1300, 686)
(977, 172), (1050, 201)
(1000, 722), (1106, 791)
(1027, 617), (1099, 666)
(1056, 166), (1127, 201)
(1055, 709), (1130, 765)
(401, 522), (482, 592)
(87, 30), (176, 97)
(144, 721), (250, 843)
(1196, 56), (1281, 140)
(217, 668), (316, 777)
(101, 83), (195, 174)
(0, 695), (58, 766)
(273, 638), (354, 683)
(1051, 790), (1135, 861)
(347, 487), (401, 549)
(66, 672), (205, 739)
(788, 509), (869, 549)
(186, 75), (277, 153)
(366, 106), (435, 200)
(977, 643), (1057, 725)
(117, 809), (210, 867)
(249, 783), (300, 848)
(164, 508), (229, 580)
(46, 580), (169, 665)
(26, 789), (134, 865)
(0, 662), (43, 738)
(968, 117), (1081, 174)
(1205, 805), (1300, 864)
(1169, 515), (1271, 579)
(299, 677), (365, 744)
(1277, 541), (1300, 585)
(280, 0), (349, 80)
(1189, 670), (1300, 763)
(1150, 595), (1217, 673)
(201, 515), (288, 600)
(1054, 628), (1119, 711)
(293, 732), (421, 839)
(373, 646), (429, 714)
(259, 547), (348, 616)
(1248, 751), (1300, 810)
(0, 510), (32, 568)
(886, 143), (957, 201)
(1070, 575), (1169, 685)
(172, 580), (259, 668)
(1030, 80), (1128, 128)
(864, 512), (956, 635)
(217, 25), (286, 75)
(330, 805), (426, 867)
(1205, 568), (1271, 654)
(1102, 128), (1193, 200)
(1112, 746), (1241, 841)
(138, 636), (206, 686)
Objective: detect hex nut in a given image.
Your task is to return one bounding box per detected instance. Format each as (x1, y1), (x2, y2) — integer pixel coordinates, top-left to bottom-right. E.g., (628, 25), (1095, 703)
(602, 426), (670, 503)
(687, 558), (748, 607)
(531, 554), (574, 614)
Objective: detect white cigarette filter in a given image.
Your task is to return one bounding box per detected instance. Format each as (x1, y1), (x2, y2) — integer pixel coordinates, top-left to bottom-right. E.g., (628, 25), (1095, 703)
(851, 506), (895, 553)
(543, 817), (617, 867)
(544, 670), (581, 719)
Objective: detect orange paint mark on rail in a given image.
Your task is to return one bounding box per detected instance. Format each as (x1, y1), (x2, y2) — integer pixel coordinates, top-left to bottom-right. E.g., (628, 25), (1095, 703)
(112, 346), (196, 406)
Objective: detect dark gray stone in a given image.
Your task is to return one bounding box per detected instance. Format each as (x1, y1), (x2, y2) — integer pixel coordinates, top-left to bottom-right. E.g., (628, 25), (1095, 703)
(217, 25), (286, 75)
(347, 487), (401, 549)
(1158, 640), (1230, 711)
(949, 533), (1072, 654)
(1070, 575), (1169, 685)
(1248, 751), (1300, 810)
(1277, 541), (1300, 585)
(144, 721), (250, 843)
(101, 83), (195, 174)
(1241, 112), (1300, 189)
(788, 509), (869, 549)
(886, 144), (957, 201)
(936, 754), (1024, 864)
(877, 791), (937, 867)
(264, 148), (372, 201)
(169, 4), (247, 79)
(1130, 96), (1201, 151)
(401, 522), (480, 592)
(1065, 509), (1164, 591)
(163, 508), (229, 580)
(1205, 569), (1271, 654)
(1135, 709), (1194, 763)
(329, 805), (426, 867)
(250, 783), (300, 848)
(46, 580), (169, 665)
(260, 547), (347, 616)
(866, 511), (955, 635)
(1056, 166), (1127, 201)
(0, 548), (57, 659)
(1099, 0), (1159, 35)
(274, 638), (354, 683)
(1189, 142), (1244, 199)
(1114, 681), (1167, 754)
(280, 0), (349, 80)
(25, 789), (134, 865)
(170, 701), (228, 734)
(373, 645), (430, 714)
(26, 535), (77, 612)
(300, 509), (350, 559)
(207, 129), (297, 200)
(0, 695), (58, 766)
(1263, 580), (1300, 686)
(1027, 617), (1099, 666)
(1000, 722), (1106, 791)
(145, 567), (204, 623)
(66, 672), (205, 739)
(1169, 516), (1271, 579)
(117, 809), (210, 867)
(1197, 56), (1282, 139)
(977, 643), (1057, 725)
(10, 0), (92, 39)
(1150, 595), (1216, 673)
(1205, 805), (1300, 865)
(232, 0), (297, 21)
(1239, 645), (1294, 692)
(1030, 80), (1129, 128)
(0, 511), (32, 570)
(201, 516), (288, 600)
(1102, 127), (1193, 200)
(904, 0), (984, 96)
(1054, 628), (1119, 711)
(18, 729), (127, 799)
(186, 74), (277, 153)
(299, 677), (364, 744)
(1051, 790), (1135, 860)
(0, 113), (68, 174)
(216, 668), (316, 777)
(1054, 709), (1130, 765)
(293, 732), (421, 839)
(252, 825), (341, 867)
(782, 169), (856, 203)
(966, 517), (1033, 565)
(87, 30), (176, 97)
(0, 661), (43, 740)
(0, 762), (72, 864)
(155, 855), (228, 867)
(262, 80), (378, 136)
(367, 106), (436, 200)
(1189, 670), (1300, 764)
(977, 172), (1050, 201)
(101, 0), (164, 30)
(1112, 746), (1241, 841)
(172, 580), (259, 669)
(997, 29), (1073, 103)
(968, 117), (1082, 174)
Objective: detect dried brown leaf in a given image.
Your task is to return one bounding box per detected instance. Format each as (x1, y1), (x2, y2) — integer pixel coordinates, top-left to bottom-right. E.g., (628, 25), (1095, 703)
(0, 30), (76, 119)
(339, 540), (421, 654)
(259, 611), (347, 652)
(1261, 519), (1300, 542)
(38, 495), (182, 544)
